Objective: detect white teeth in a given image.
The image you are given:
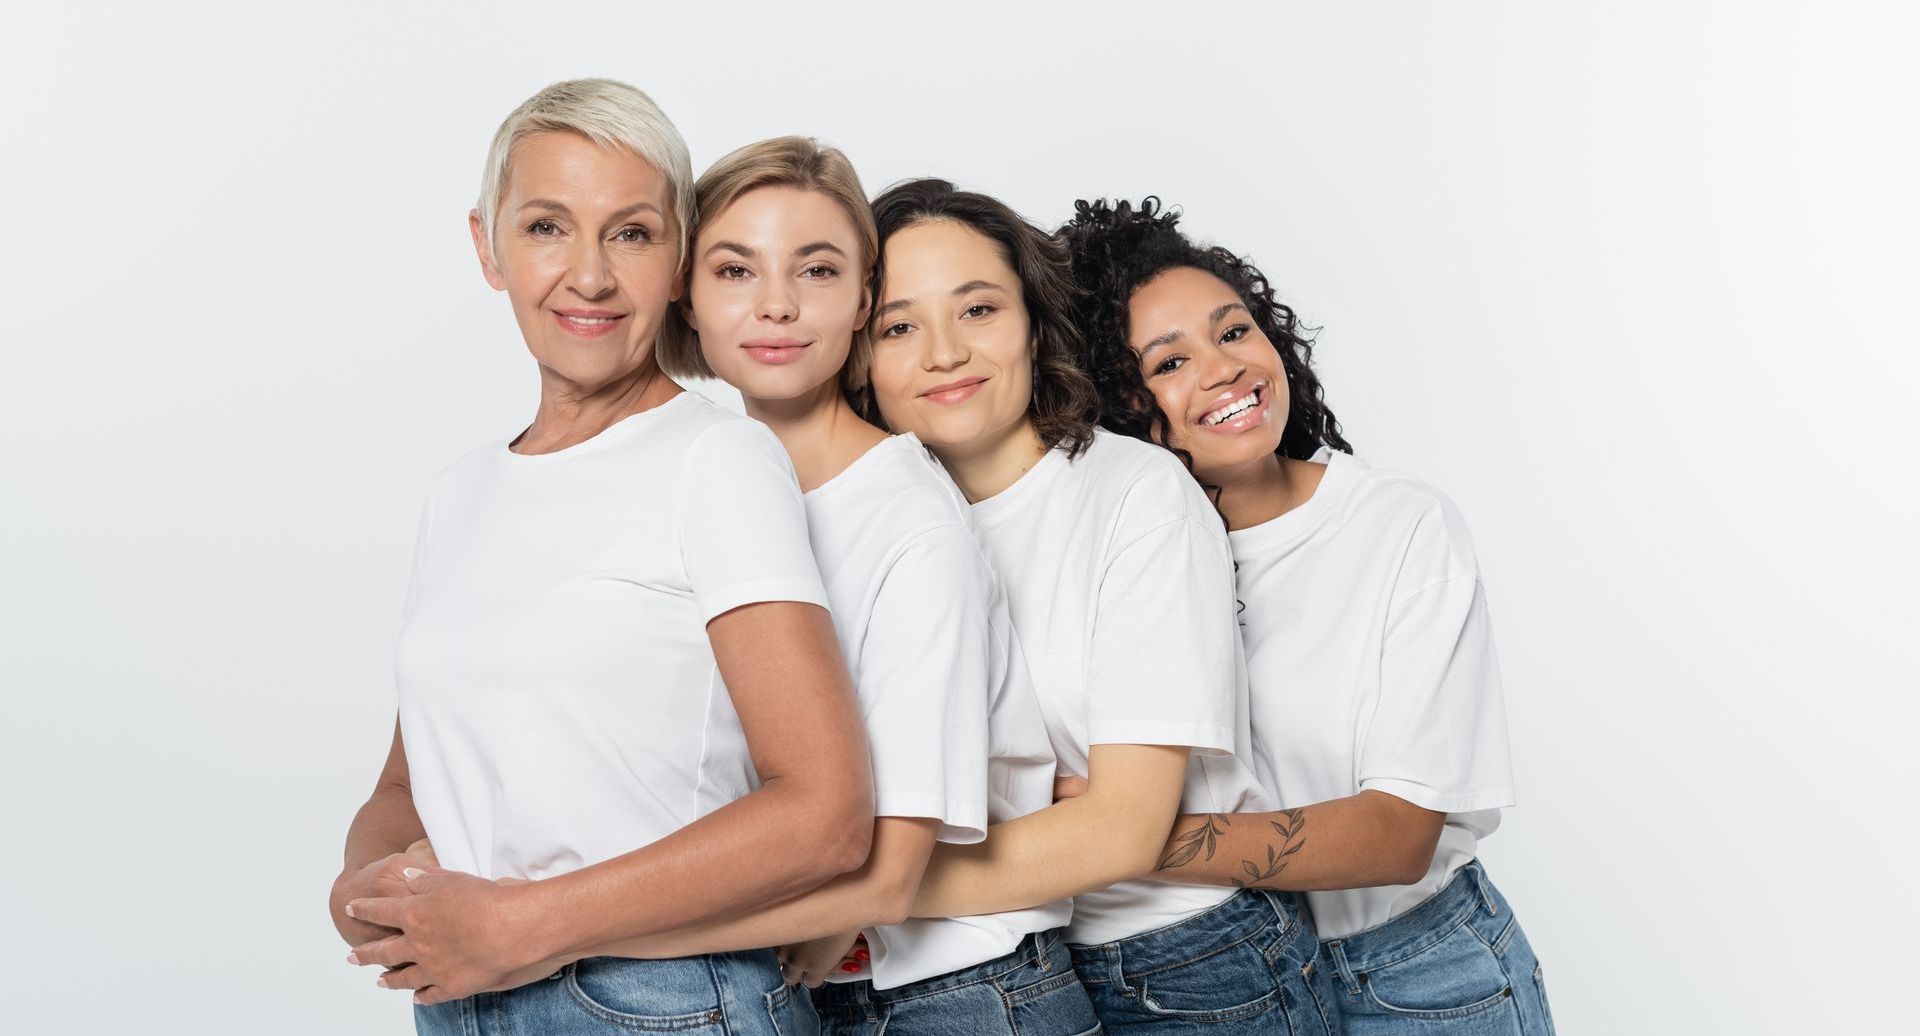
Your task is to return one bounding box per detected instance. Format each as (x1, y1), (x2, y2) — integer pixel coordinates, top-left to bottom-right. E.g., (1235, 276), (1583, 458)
(566, 316), (615, 324)
(1205, 389), (1260, 426)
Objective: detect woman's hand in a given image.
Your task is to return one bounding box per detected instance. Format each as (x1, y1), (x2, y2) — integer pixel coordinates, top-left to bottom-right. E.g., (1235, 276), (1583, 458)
(346, 867), (551, 1005)
(779, 930), (862, 988)
(330, 840), (441, 946)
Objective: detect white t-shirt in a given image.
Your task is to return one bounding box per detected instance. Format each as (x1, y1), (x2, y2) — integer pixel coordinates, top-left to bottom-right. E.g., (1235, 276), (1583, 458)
(395, 391), (830, 881)
(803, 434), (1068, 990)
(967, 429), (1272, 946)
(1230, 449), (1516, 939)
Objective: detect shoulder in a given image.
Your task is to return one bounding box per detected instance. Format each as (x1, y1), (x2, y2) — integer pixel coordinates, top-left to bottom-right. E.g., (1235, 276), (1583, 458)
(676, 396), (791, 469)
(1338, 454), (1482, 587)
(1075, 430), (1225, 544)
(845, 441), (987, 568)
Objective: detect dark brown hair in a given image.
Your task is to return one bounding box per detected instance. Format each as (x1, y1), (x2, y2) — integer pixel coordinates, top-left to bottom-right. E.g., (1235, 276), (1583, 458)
(1057, 197), (1350, 470)
(856, 178), (1098, 457)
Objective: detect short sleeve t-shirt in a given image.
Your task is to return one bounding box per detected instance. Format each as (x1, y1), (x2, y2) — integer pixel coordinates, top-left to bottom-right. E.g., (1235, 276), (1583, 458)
(1230, 449), (1516, 939)
(803, 434), (1068, 989)
(395, 392), (830, 881)
(968, 430), (1272, 946)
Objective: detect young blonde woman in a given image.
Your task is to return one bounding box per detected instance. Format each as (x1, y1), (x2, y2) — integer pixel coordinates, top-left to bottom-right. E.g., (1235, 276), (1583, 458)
(1058, 197), (1554, 1035)
(617, 136), (1101, 1036)
(856, 180), (1333, 1035)
(333, 83), (874, 1036)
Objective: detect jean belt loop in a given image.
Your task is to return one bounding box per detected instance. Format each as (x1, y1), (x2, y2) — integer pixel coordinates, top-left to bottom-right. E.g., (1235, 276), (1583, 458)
(1324, 938), (1362, 996)
(1033, 930), (1053, 972)
(1468, 860), (1497, 915)
(1107, 944), (1133, 996)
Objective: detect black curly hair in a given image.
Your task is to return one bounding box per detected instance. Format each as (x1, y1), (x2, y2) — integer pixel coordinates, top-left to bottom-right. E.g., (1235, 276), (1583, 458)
(1056, 197), (1350, 476)
(855, 178), (1099, 458)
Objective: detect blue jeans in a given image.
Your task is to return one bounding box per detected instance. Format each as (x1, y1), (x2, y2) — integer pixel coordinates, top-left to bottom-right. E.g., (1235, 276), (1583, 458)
(1069, 889), (1334, 1034)
(1319, 861), (1555, 1035)
(809, 930), (1101, 1036)
(414, 950), (811, 1036)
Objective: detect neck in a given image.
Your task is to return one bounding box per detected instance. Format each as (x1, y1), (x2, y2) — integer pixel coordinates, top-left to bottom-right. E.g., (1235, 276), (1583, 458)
(1209, 451), (1322, 531)
(932, 418), (1050, 504)
(745, 379), (888, 493)
(516, 359), (682, 455)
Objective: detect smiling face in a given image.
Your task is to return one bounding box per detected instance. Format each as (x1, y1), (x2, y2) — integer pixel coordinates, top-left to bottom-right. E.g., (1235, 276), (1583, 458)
(867, 220), (1035, 458)
(686, 185), (871, 404)
(469, 131), (680, 392)
(1129, 266), (1291, 482)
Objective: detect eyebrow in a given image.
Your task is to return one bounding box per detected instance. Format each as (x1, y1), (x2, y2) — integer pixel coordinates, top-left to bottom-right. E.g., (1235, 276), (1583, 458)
(703, 240), (850, 262)
(517, 199), (664, 224)
(874, 278), (1010, 320)
(1138, 302), (1251, 356)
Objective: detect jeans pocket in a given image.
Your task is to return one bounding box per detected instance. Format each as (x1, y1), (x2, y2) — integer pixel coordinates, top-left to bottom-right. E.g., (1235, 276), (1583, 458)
(1356, 919), (1516, 1021)
(1134, 937), (1283, 1024)
(564, 958), (729, 1032)
(1000, 968), (1103, 1035)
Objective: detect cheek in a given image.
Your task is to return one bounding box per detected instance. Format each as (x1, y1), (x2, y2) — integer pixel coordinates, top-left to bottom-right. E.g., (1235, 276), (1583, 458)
(1148, 383), (1188, 440)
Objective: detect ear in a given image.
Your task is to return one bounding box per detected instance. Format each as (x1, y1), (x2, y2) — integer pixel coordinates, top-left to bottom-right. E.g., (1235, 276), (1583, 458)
(669, 267), (687, 306)
(853, 281), (873, 330)
(678, 281), (698, 332)
(469, 209), (506, 291)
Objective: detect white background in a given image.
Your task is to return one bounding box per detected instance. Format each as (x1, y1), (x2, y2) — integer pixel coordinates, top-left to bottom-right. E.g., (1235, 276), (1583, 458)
(2, 2), (1913, 1032)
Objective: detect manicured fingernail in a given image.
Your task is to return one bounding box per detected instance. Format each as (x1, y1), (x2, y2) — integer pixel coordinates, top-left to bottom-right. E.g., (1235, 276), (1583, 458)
(413, 995), (424, 1005)
(841, 962), (860, 972)
(346, 951), (360, 965)
(376, 975), (389, 988)
(854, 950), (869, 960)
(403, 868), (425, 879)
(344, 903), (357, 918)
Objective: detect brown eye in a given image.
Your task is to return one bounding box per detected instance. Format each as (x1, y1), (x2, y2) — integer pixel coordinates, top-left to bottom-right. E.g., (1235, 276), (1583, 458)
(1221, 324), (1251, 343)
(1153, 355), (1187, 376)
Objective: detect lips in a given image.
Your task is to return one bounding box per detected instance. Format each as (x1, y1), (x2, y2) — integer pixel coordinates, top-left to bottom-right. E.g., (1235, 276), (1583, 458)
(741, 338), (813, 365)
(920, 376), (988, 405)
(552, 310), (627, 338)
(1198, 384), (1267, 429)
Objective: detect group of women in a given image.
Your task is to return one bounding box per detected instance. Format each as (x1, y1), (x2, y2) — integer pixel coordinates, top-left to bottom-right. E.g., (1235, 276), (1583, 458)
(328, 78), (1556, 1036)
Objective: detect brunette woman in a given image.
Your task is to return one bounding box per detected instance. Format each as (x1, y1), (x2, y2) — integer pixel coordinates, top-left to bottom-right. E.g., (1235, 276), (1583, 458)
(1058, 197), (1553, 1035)
(856, 180), (1332, 1035)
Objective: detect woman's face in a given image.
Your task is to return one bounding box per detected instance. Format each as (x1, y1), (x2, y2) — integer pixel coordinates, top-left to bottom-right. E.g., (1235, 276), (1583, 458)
(868, 220), (1034, 455)
(1127, 266), (1290, 481)
(470, 131), (680, 392)
(687, 186), (870, 403)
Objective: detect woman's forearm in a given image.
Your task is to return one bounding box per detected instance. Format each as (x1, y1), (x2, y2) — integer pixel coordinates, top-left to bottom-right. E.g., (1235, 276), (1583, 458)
(909, 744), (1190, 919)
(511, 769), (872, 963)
(1151, 790), (1445, 892)
(581, 817), (938, 961)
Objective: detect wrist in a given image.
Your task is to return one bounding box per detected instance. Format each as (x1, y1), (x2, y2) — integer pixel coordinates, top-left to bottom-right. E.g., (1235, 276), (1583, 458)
(499, 878), (570, 965)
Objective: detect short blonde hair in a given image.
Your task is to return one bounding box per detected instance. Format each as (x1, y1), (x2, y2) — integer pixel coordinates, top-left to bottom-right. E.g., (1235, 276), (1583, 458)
(476, 79), (694, 264)
(658, 136), (878, 386)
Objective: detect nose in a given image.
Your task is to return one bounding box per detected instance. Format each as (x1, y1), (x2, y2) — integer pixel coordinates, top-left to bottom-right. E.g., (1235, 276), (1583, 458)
(757, 278), (798, 324)
(923, 323), (971, 372)
(567, 238), (614, 300)
(1193, 344), (1246, 391)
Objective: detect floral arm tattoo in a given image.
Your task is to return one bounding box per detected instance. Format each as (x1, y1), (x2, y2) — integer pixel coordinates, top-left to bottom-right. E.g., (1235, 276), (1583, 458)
(1156, 809), (1309, 888)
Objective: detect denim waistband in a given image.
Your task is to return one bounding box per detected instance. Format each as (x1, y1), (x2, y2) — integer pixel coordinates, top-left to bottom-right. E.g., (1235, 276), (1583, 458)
(1067, 887), (1310, 981)
(811, 929), (1067, 1007)
(1321, 860), (1509, 973)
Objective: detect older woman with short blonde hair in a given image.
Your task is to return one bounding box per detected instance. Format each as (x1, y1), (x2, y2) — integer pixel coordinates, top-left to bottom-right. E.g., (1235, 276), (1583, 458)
(329, 79), (874, 1036)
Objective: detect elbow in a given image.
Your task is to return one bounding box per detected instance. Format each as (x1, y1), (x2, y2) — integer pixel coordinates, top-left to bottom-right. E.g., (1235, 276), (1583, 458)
(1385, 855), (1431, 887)
(824, 818), (874, 879)
(813, 795), (875, 881)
